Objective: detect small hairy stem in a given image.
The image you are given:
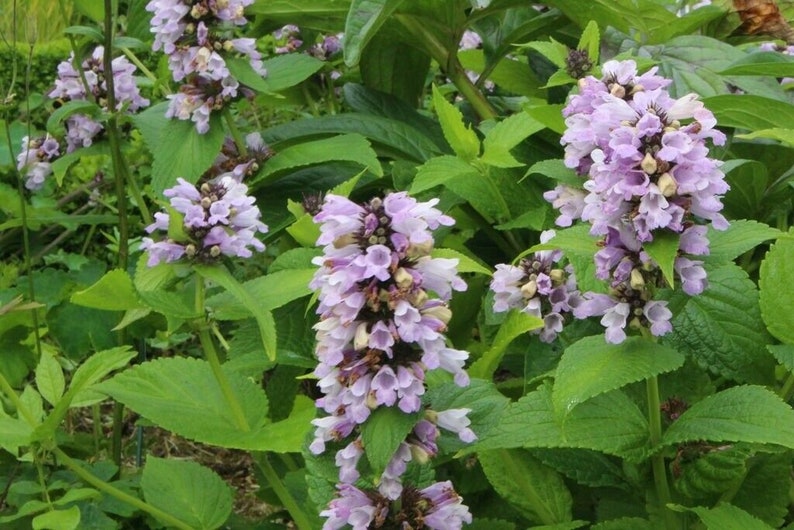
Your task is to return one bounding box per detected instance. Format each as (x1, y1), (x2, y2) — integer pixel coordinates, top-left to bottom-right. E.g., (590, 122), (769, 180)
(54, 448), (195, 530)
(254, 453), (313, 530)
(647, 375), (679, 530)
(195, 279), (250, 432)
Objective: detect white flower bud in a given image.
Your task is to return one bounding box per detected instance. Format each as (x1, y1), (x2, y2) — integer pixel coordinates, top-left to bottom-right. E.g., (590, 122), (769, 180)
(657, 172), (677, 197)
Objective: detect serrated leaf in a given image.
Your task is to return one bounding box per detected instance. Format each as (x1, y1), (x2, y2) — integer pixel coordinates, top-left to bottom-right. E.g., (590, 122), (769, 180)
(480, 449), (572, 525)
(702, 95), (794, 130)
(667, 263), (773, 384)
(361, 407), (420, 476)
(227, 54), (324, 93)
(704, 220), (780, 265)
(196, 265), (277, 361)
(673, 503), (774, 530)
(343, 0), (407, 67)
(531, 448), (629, 490)
(661, 385), (794, 449)
(35, 352), (65, 406)
(69, 346), (137, 407)
(591, 519), (652, 530)
(141, 457), (232, 530)
(256, 134), (382, 184)
(674, 444), (750, 499)
(737, 128), (794, 146)
(207, 269), (314, 319)
(0, 417), (33, 453)
(71, 269), (143, 311)
(577, 20), (600, 65)
(644, 231), (679, 288)
(469, 311), (544, 379)
(242, 396), (315, 453)
(760, 234), (794, 344)
(410, 155), (479, 194)
(132, 102), (225, 195)
(732, 452), (791, 527)
(432, 85), (480, 161)
(719, 52), (794, 77)
(480, 112), (544, 168)
(269, 248), (322, 273)
(95, 357), (270, 448)
(523, 41), (568, 67)
(553, 336), (684, 416)
(767, 344), (794, 373)
(524, 159), (582, 187)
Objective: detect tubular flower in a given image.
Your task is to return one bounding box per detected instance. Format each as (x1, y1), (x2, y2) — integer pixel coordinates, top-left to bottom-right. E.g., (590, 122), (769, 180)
(17, 135), (61, 191)
(145, 0), (266, 132)
(490, 230), (582, 343)
(309, 192), (475, 501)
(321, 482), (472, 530)
(48, 46), (150, 152)
(548, 59), (728, 342)
(140, 174), (267, 266)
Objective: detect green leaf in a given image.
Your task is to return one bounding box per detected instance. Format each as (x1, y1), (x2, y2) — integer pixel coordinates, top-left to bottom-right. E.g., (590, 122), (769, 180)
(360, 29), (431, 106)
(702, 95), (794, 130)
(719, 52), (794, 77)
(577, 20), (600, 65)
(410, 155), (478, 194)
(523, 41), (568, 68)
(269, 248), (322, 273)
(0, 417), (33, 453)
(226, 54), (324, 93)
(480, 111), (544, 168)
(475, 384), (648, 461)
(287, 213), (321, 247)
(431, 248), (492, 276)
(704, 220), (780, 265)
(524, 159), (582, 188)
(432, 85), (481, 161)
(206, 268), (314, 318)
(71, 269), (143, 311)
(35, 352), (65, 406)
(737, 128), (794, 146)
(32, 506), (81, 530)
(643, 231), (679, 288)
(760, 234), (794, 345)
(195, 266), (277, 361)
(469, 311), (544, 379)
(139, 289), (199, 320)
(674, 444), (751, 499)
(245, 396), (315, 453)
(667, 264), (773, 384)
(132, 102), (225, 195)
(249, 0), (349, 30)
(141, 457), (232, 530)
(68, 346), (137, 407)
(767, 344), (794, 373)
(479, 449), (572, 525)
(531, 448), (629, 490)
(673, 503), (774, 530)
(553, 336), (684, 416)
(96, 357), (270, 448)
(661, 385), (794, 449)
(732, 452), (791, 527)
(361, 407), (420, 476)
(46, 100), (100, 136)
(73, 0), (104, 21)
(255, 134), (382, 184)
(344, 0), (408, 67)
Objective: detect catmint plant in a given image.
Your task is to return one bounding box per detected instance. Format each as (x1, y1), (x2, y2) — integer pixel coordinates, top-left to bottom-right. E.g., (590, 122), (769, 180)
(544, 59), (728, 342)
(140, 172), (268, 266)
(146, 0), (265, 133)
(309, 192), (474, 525)
(49, 46), (150, 152)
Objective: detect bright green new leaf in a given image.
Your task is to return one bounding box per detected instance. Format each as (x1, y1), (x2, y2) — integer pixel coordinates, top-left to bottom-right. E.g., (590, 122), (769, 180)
(255, 134), (382, 184)
(196, 265), (278, 361)
(704, 220), (780, 265)
(287, 213), (321, 247)
(344, 0), (407, 67)
(759, 235), (794, 344)
(661, 385), (794, 449)
(32, 506), (81, 530)
(206, 268), (315, 318)
(672, 503), (774, 530)
(737, 128), (794, 147)
(226, 54), (324, 93)
(553, 336), (684, 416)
(767, 344), (794, 373)
(361, 407), (421, 476)
(431, 85), (480, 161)
(96, 357), (270, 448)
(469, 311), (544, 380)
(643, 231), (679, 288)
(480, 449), (572, 525)
(522, 41), (568, 68)
(141, 457), (232, 530)
(480, 111), (544, 168)
(35, 352), (65, 406)
(0, 417), (33, 453)
(431, 248), (492, 276)
(410, 155), (479, 195)
(71, 269), (143, 311)
(244, 396), (315, 453)
(577, 20), (600, 65)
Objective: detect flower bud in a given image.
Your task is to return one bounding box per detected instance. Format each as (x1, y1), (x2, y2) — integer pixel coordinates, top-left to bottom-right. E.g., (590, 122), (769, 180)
(354, 323), (369, 350)
(549, 269), (564, 283)
(422, 304), (452, 326)
(185, 244), (197, 258)
(332, 233), (357, 249)
(641, 152), (657, 175)
(410, 444), (431, 464)
(609, 84), (626, 98)
(407, 240), (434, 258)
(209, 245), (221, 257)
(521, 280), (538, 299)
(630, 268), (645, 290)
(394, 267), (413, 289)
(657, 172), (677, 197)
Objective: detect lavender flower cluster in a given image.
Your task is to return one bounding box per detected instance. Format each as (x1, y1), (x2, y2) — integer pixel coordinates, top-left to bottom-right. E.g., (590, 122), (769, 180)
(17, 135), (60, 191)
(140, 170), (267, 266)
(540, 59), (728, 343)
(49, 46), (150, 152)
(490, 230), (582, 342)
(310, 192), (473, 528)
(146, 0), (266, 133)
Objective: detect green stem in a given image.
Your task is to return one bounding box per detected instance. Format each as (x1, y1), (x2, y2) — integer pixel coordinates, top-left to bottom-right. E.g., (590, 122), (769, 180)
(54, 448), (195, 530)
(222, 107), (247, 155)
(120, 47), (166, 94)
(446, 59), (498, 121)
(254, 453), (313, 530)
(647, 375), (678, 530)
(779, 372), (794, 402)
(0, 370), (36, 426)
(195, 280), (250, 432)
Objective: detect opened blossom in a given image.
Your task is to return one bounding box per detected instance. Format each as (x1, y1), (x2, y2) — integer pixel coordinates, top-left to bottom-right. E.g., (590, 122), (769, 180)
(17, 135), (60, 191)
(545, 59), (728, 343)
(309, 192), (475, 503)
(140, 174), (267, 266)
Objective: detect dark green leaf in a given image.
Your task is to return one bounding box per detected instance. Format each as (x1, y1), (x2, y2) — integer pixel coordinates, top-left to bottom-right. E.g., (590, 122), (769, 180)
(704, 220), (780, 265)
(469, 311), (544, 379)
(344, 0), (408, 67)
(227, 54), (324, 93)
(361, 407), (420, 476)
